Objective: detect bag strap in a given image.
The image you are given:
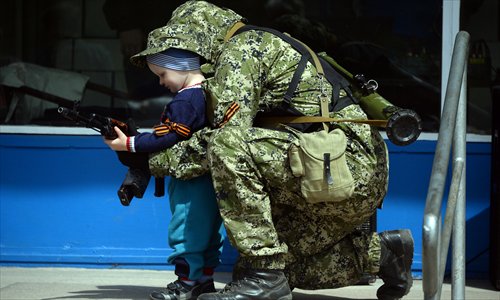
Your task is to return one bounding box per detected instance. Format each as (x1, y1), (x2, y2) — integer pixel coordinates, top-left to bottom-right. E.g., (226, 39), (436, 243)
(234, 25), (325, 101)
(231, 25), (330, 128)
(224, 21), (246, 43)
(257, 115), (387, 127)
(291, 37), (330, 130)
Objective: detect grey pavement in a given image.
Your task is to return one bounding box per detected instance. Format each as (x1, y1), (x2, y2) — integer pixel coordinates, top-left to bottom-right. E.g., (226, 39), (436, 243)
(0, 267), (498, 300)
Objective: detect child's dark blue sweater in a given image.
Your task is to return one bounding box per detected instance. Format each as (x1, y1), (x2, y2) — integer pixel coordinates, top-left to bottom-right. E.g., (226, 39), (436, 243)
(128, 85), (207, 153)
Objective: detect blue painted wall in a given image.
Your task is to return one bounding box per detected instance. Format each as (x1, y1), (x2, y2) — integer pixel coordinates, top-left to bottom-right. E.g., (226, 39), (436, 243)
(0, 134), (492, 277)
(381, 141), (491, 278)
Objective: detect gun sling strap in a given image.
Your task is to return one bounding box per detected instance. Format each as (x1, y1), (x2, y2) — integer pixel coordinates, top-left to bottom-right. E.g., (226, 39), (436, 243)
(225, 22), (388, 128)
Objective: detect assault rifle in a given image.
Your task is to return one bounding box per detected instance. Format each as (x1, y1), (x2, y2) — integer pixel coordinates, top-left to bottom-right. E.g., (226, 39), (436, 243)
(57, 101), (129, 139)
(58, 100), (164, 206)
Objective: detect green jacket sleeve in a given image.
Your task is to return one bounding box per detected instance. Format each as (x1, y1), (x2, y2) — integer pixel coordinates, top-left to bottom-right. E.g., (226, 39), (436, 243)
(148, 127), (214, 179)
(205, 40), (267, 128)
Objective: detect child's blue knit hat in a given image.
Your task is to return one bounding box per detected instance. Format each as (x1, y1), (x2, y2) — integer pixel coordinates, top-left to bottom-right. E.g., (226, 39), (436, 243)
(146, 48), (200, 71)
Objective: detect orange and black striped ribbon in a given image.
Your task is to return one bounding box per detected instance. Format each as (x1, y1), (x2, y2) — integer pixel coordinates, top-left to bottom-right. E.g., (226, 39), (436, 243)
(218, 102), (240, 128)
(153, 124), (171, 136)
(153, 121), (191, 138)
(170, 122), (191, 138)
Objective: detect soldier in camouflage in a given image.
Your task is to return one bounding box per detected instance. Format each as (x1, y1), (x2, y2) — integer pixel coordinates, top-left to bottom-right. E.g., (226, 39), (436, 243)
(131, 1), (414, 300)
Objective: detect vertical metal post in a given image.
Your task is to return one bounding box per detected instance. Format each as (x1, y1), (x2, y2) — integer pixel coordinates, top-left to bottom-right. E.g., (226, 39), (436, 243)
(441, 0), (461, 112)
(452, 66), (468, 300)
(423, 30), (470, 300)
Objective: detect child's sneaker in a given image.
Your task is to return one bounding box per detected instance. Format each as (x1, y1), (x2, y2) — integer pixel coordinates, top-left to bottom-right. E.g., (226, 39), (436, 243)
(149, 279), (216, 300)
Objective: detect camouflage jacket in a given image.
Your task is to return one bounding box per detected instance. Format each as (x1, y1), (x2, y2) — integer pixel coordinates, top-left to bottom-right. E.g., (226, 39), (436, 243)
(130, 0), (373, 179)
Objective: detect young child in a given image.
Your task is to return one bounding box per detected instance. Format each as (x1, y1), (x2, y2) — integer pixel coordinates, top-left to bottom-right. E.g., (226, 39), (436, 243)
(104, 48), (224, 300)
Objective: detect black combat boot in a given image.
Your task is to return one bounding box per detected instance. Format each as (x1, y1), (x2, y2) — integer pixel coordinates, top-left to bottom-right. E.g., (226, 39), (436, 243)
(149, 279), (216, 300)
(377, 229), (414, 300)
(197, 269), (293, 300)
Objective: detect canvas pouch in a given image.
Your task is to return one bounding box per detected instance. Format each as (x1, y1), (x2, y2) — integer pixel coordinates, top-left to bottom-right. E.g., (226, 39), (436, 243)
(288, 127), (355, 203)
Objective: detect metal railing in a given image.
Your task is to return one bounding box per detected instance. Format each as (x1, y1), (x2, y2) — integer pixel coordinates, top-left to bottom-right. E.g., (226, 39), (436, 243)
(422, 31), (470, 300)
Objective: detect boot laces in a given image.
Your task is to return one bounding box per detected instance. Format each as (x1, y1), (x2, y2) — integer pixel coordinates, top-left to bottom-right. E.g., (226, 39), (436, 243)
(221, 280), (242, 292)
(220, 275), (262, 293)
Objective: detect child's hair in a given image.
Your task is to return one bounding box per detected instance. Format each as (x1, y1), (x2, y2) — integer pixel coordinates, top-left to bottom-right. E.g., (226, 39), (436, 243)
(146, 48), (200, 71)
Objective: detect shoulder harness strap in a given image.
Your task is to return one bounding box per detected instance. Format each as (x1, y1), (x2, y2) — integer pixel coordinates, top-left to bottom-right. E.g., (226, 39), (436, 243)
(224, 23), (386, 128)
(230, 25), (356, 111)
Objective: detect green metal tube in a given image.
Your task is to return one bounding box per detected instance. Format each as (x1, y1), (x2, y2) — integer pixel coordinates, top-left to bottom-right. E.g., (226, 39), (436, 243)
(318, 52), (422, 145)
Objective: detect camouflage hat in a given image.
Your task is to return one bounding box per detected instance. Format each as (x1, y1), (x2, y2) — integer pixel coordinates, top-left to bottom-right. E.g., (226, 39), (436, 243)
(130, 24), (194, 68)
(130, 0), (243, 67)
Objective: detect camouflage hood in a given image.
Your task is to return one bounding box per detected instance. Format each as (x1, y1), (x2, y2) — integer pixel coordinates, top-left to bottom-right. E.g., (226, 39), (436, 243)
(130, 0), (244, 67)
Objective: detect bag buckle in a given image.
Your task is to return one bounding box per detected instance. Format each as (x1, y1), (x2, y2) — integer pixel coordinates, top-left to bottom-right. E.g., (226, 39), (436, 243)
(324, 153), (334, 185)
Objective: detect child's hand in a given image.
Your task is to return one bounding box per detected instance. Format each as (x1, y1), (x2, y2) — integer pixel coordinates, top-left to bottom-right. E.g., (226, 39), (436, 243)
(103, 126), (128, 151)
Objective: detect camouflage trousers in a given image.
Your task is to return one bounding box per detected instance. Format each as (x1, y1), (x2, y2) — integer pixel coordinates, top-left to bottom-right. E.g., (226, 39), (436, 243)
(208, 121), (389, 289)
